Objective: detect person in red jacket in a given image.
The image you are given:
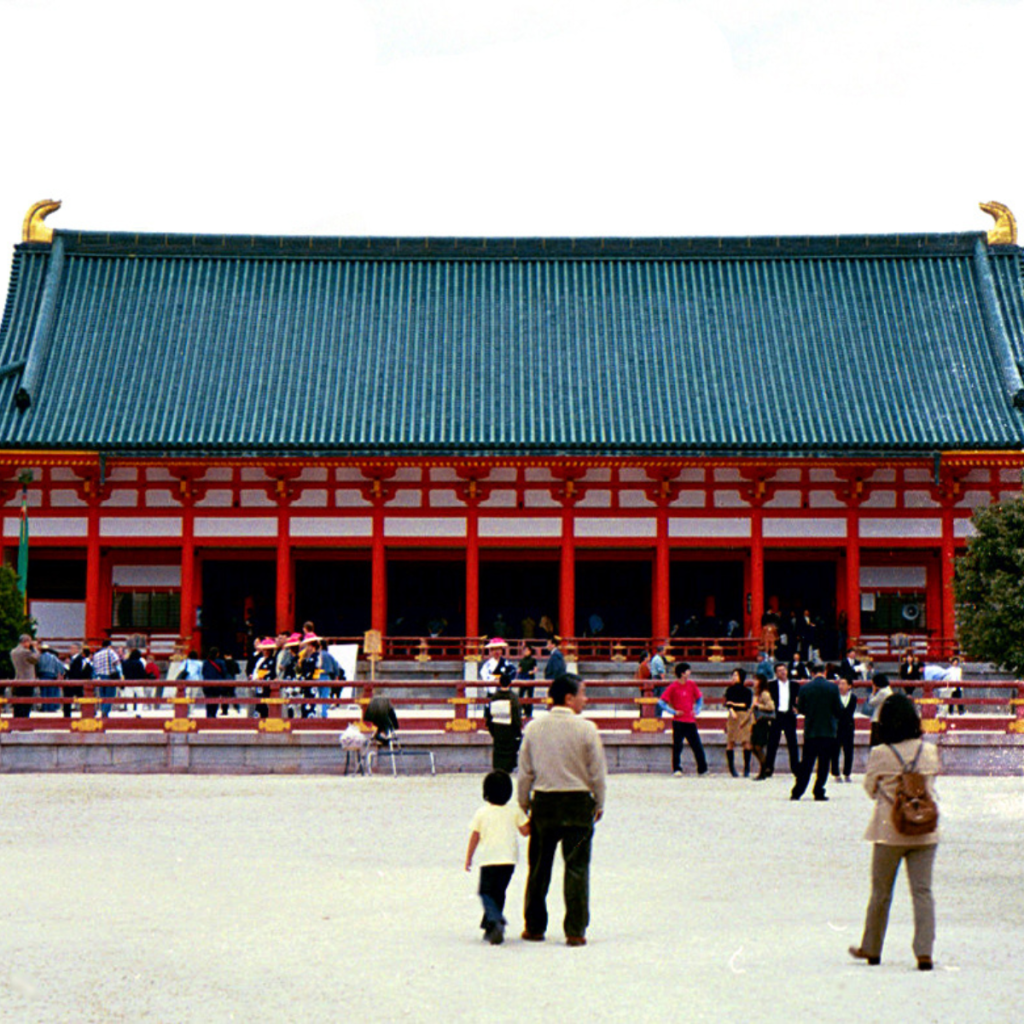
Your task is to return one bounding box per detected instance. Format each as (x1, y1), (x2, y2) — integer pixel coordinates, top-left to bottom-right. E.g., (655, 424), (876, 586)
(658, 662), (708, 776)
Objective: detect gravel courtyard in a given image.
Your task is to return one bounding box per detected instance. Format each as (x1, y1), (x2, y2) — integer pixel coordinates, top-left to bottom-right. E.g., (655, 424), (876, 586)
(1, 771), (1022, 1023)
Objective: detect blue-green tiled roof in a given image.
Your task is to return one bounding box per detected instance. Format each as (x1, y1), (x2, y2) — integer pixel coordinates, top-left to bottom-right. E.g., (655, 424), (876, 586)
(1, 230), (1023, 457)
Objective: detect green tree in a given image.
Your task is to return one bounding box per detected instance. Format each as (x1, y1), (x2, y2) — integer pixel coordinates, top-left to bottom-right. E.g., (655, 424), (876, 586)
(0, 562), (33, 678)
(954, 496), (1024, 676)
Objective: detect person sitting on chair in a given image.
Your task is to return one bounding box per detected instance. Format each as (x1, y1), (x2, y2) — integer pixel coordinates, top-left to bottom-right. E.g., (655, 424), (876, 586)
(363, 696), (399, 746)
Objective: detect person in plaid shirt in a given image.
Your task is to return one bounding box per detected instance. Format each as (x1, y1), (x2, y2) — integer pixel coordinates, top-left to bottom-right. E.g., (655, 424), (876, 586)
(91, 639), (122, 717)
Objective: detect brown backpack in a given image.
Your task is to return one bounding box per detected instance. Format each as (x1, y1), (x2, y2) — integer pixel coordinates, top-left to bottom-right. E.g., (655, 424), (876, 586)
(887, 743), (939, 836)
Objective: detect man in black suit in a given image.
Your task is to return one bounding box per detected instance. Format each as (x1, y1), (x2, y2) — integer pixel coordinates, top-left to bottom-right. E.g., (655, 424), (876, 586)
(838, 648), (861, 684)
(790, 668), (844, 801)
(757, 663), (801, 779)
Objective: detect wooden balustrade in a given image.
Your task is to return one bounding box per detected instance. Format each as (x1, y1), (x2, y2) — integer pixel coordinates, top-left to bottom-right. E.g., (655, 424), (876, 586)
(2, 678), (1022, 734)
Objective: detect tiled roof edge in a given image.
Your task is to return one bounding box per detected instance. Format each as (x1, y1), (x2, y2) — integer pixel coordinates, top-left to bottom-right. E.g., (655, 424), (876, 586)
(17, 231), (1003, 262)
(6, 442), (1015, 459)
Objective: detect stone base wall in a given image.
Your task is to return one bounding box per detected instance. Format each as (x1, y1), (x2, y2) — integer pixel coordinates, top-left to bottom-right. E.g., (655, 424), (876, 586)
(1, 730), (1021, 776)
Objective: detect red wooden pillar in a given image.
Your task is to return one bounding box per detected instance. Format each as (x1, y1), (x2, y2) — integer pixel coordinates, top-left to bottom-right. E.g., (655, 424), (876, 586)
(275, 512), (291, 634)
(653, 509), (670, 640)
(925, 552), (942, 655)
(559, 509), (575, 638)
(179, 510), (195, 649)
(750, 511), (764, 650)
(941, 510), (956, 658)
(371, 506), (386, 635)
(845, 513), (861, 645)
(85, 500), (102, 643)
(465, 508), (479, 640)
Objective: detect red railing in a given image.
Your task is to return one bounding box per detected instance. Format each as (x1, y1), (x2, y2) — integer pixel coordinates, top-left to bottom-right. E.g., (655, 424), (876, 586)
(32, 632), (963, 666)
(2, 678), (1022, 734)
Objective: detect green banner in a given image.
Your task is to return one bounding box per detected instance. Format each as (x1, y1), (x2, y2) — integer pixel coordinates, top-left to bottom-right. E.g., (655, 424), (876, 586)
(17, 492), (28, 613)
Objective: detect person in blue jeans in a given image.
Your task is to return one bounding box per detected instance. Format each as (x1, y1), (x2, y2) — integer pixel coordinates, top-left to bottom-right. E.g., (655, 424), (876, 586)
(464, 771), (529, 945)
(36, 643), (65, 713)
(91, 639), (122, 717)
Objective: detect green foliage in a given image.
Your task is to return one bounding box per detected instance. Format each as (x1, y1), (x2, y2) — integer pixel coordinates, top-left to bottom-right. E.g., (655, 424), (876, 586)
(954, 497), (1024, 677)
(0, 563), (33, 679)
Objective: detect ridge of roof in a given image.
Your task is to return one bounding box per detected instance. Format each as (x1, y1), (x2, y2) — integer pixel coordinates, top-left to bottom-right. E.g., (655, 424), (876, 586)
(16, 230), (1004, 262)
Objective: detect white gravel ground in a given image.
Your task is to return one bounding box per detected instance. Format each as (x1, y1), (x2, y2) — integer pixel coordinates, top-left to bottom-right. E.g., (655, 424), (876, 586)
(1, 771), (1022, 1023)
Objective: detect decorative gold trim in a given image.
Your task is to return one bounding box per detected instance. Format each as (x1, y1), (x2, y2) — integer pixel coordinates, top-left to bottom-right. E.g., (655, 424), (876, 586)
(445, 719), (477, 731)
(1006, 720), (1024, 734)
(979, 201), (1017, 245)
(258, 718), (291, 733)
(22, 199), (62, 244)
(164, 718), (197, 733)
(0, 720), (9, 732)
(920, 719), (947, 733)
(631, 719), (666, 733)
(71, 718), (105, 732)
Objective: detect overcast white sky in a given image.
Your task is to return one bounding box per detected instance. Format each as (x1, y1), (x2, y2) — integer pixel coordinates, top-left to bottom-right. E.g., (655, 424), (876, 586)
(1, 0), (1022, 299)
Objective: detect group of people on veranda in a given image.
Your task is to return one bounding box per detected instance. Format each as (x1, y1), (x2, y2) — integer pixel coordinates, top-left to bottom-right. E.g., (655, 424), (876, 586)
(6, 634), (161, 718)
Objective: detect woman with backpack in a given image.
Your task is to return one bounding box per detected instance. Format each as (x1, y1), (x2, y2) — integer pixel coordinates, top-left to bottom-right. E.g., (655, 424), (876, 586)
(848, 692), (940, 971)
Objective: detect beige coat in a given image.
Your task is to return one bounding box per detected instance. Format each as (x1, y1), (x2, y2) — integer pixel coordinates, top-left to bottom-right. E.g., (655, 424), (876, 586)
(862, 738), (940, 846)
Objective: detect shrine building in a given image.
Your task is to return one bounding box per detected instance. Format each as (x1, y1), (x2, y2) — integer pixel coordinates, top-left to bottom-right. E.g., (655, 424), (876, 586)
(2, 200), (1023, 659)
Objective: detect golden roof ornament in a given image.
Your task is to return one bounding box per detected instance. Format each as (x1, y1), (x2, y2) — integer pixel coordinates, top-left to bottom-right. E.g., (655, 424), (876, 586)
(22, 199), (62, 243)
(979, 201), (1017, 245)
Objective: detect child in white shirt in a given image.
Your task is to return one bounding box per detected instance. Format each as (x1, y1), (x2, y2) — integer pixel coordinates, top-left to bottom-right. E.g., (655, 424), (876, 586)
(464, 770), (530, 944)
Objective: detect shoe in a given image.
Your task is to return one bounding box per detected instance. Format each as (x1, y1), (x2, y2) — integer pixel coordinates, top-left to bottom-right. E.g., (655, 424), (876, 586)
(844, 776), (852, 784)
(790, 792), (801, 801)
(521, 931), (545, 942)
(917, 956), (933, 971)
(848, 946), (880, 966)
(673, 770), (683, 777)
(486, 924), (504, 945)
(814, 794), (829, 802)
(566, 936), (587, 947)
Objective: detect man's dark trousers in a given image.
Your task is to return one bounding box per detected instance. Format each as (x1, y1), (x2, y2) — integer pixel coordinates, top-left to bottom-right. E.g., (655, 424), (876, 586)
(791, 737), (836, 799)
(765, 710), (799, 776)
(523, 791), (595, 940)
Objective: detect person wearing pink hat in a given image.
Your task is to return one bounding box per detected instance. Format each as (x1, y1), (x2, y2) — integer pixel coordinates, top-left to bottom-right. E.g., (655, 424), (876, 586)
(480, 638), (511, 687)
(251, 638), (278, 719)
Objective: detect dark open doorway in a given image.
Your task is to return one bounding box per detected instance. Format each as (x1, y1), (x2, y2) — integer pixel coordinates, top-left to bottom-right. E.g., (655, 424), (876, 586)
(670, 559), (745, 638)
(387, 557), (466, 637)
(480, 555), (559, 640)
(765, 558), (839, 660)
(575, 557), (652, 638)
(295, 557), (372, 638)
(200, 557), (275, 657)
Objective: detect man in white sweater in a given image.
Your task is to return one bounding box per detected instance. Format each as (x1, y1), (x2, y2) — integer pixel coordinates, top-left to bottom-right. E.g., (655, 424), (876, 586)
(517, 673), (607, 947)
